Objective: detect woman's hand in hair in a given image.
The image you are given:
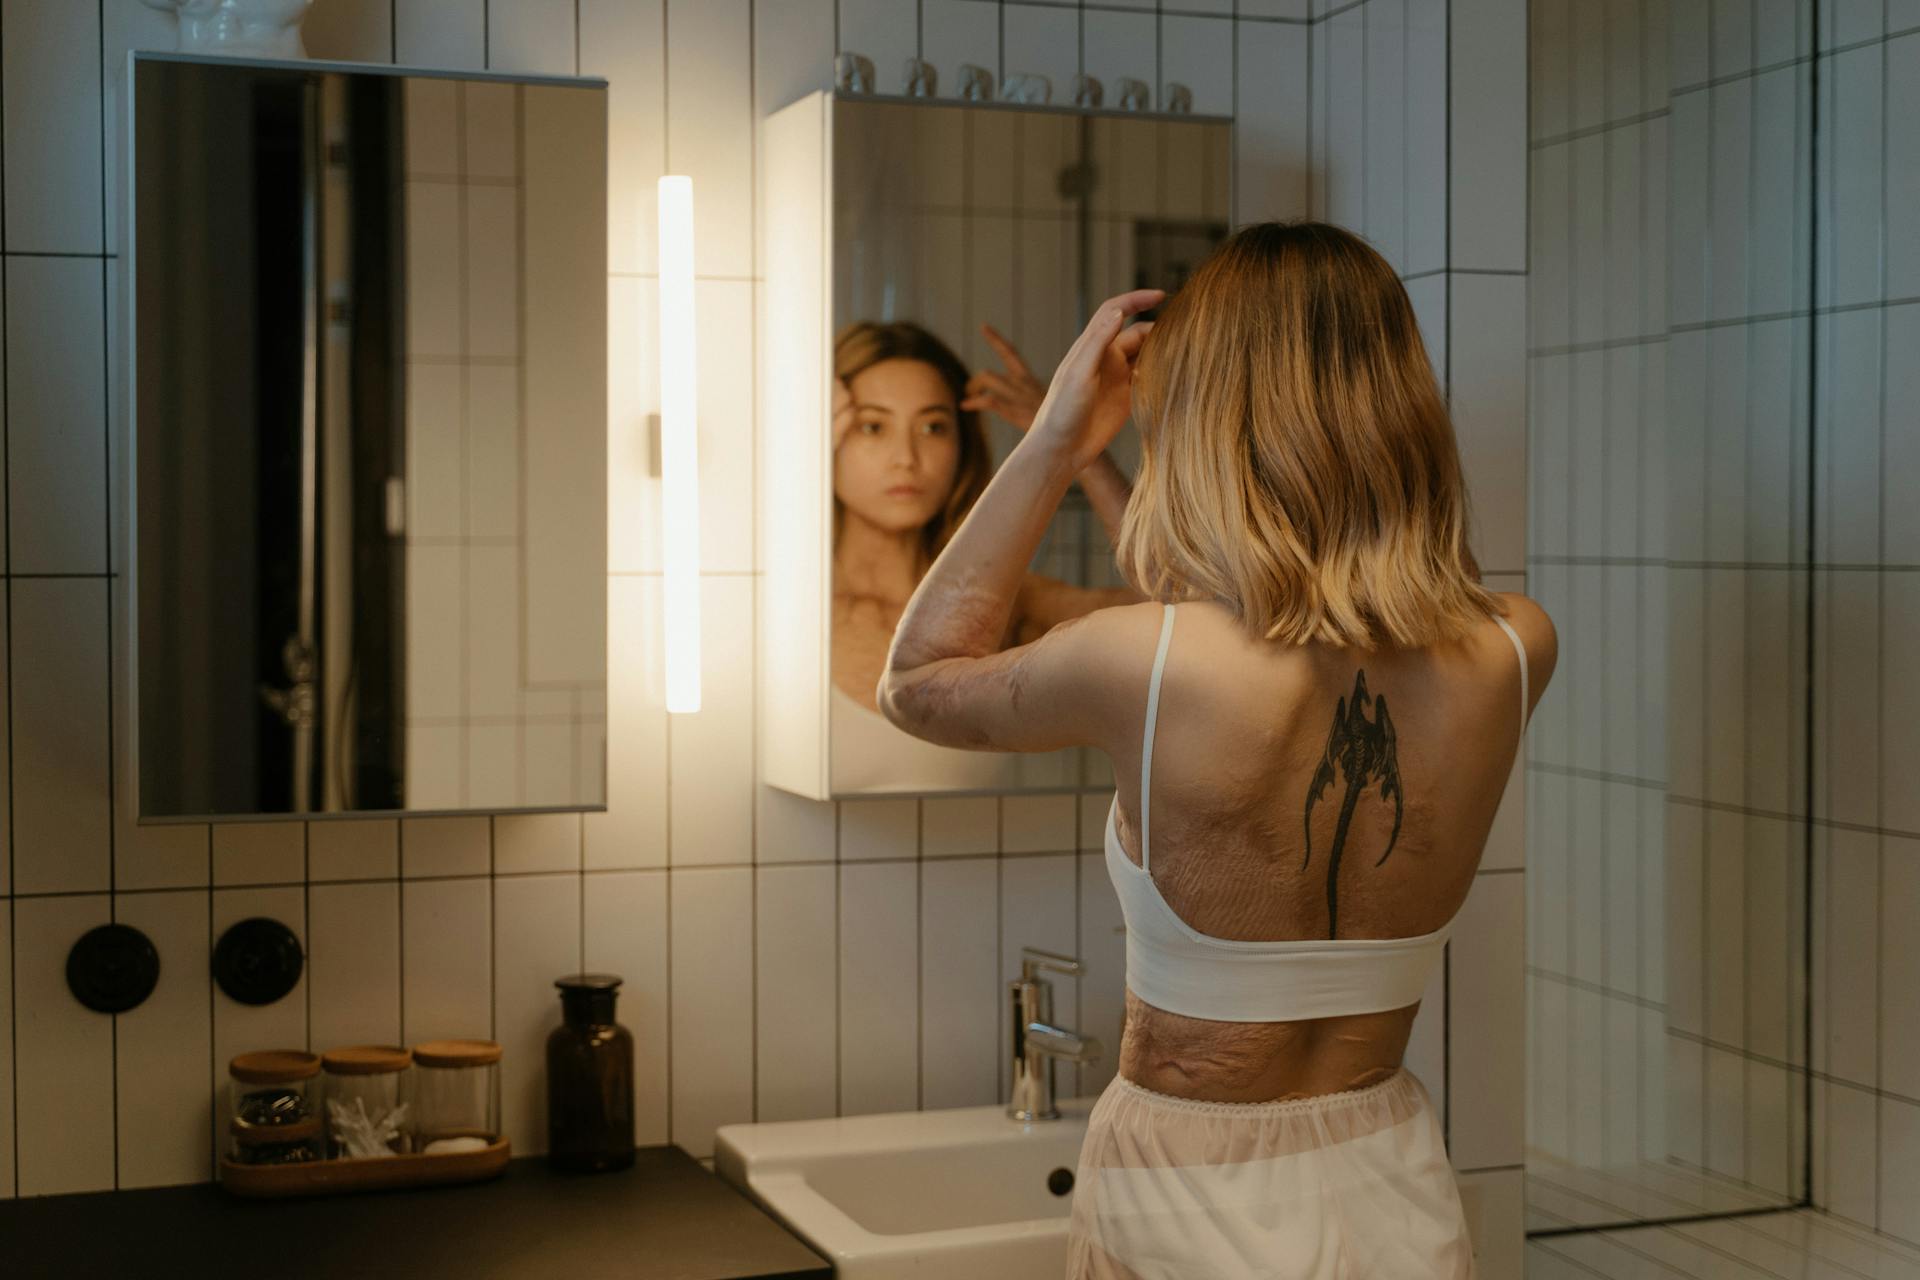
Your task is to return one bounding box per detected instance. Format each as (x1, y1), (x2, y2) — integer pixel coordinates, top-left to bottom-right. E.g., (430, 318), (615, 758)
(830, 375), (855, 451)
(962, 325), (1047, 430)
(1029, 289), (1163, 473)
(969, 322), (1135, 545)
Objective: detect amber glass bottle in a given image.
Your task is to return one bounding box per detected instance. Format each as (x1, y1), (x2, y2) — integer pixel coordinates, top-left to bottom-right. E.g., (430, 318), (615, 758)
(546, 973), (635, 1172)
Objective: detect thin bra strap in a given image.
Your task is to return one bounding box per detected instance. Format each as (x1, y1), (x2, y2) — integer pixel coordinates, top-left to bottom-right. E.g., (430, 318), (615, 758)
(1139, 603), (1178, 873)
(1492, 613), (1530, 731)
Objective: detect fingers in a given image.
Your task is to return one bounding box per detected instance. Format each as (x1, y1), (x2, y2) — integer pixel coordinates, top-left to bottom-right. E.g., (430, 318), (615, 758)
(1098, 289), (1167, 323)
(961, 390), (1036, 429)
(1112, 320), (1155, 363)
(830, 376), (855, 448)
(1077, 289), (1165, 354)
(979, 324), (1033, 376)
(966, 371), (1020, 400)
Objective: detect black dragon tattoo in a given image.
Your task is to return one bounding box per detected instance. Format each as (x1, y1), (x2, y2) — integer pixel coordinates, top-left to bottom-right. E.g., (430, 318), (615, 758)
(1302, 670), (1404, 939)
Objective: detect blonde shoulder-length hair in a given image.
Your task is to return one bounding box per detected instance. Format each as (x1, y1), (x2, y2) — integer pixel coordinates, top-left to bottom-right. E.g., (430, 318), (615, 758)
(1116, 220), (1500, 650)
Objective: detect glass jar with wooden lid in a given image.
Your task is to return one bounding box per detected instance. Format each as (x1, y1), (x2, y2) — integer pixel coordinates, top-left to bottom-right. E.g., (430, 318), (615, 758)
(320, 1045), (412, 1157)
(226, 1050), (323, 1166)
(407, 1039), (503, 1155)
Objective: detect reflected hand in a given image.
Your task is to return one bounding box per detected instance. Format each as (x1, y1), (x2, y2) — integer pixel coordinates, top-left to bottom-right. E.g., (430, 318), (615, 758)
(831, 375), (855, 451)
(962, 325), (1048, 430)
(1029, 290), (1162, 472)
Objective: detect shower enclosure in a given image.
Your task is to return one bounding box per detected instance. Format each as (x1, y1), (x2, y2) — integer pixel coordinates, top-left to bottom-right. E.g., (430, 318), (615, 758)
(1527, 0), (1909, 1243)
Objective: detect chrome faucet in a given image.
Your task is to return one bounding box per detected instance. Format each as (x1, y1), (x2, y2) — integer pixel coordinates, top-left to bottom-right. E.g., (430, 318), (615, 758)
(1008, 947), (1103, 1122)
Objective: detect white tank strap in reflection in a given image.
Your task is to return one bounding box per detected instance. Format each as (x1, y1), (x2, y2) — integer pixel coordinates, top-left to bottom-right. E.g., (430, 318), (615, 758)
(1139, 603), (1179, 874)
(1492, 613), (1529, 731)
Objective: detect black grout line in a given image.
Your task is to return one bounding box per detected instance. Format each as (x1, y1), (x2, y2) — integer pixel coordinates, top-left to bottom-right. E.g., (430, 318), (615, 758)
(1559, 0), (1578, 1167)
(1530, 106), (1673, 153)
(0, 250), (120, 260)
(1739, 0), (1764, 1193)
(1668, 21), (1920, 100)
(1596, 0), (1614, 1163)
(97, 0), (121, 1189)
(1, 0), (16, 1196)
(0, 571), (121, 580)
(1631, 0), (1652, 1170)
(1870, 0), (1890, 1224)
(1529, 332), (1671, 357)
(1665, 293), (1920, 333)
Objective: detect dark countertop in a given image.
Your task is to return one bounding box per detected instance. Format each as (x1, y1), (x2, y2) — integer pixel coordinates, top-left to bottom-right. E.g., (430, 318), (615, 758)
(0, 1147), (833, 1279)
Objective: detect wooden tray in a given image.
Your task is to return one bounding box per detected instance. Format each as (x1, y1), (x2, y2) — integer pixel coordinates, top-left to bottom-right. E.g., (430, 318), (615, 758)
(219, 1138), (511, 1198)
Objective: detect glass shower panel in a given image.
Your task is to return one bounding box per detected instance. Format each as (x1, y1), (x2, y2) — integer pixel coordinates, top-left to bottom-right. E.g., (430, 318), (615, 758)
(1524, 0), (1814, 1234)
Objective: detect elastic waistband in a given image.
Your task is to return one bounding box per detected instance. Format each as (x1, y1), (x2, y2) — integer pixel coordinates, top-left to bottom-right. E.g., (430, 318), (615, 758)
(1110, 1067), (1419, 1119)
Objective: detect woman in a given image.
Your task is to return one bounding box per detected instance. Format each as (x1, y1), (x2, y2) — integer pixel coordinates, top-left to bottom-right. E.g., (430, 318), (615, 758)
(828, 320), (1137, 790)
(878, 222), (1555, 1277)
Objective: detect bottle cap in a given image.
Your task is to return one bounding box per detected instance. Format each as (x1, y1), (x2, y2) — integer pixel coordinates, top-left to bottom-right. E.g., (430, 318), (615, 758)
(554, 973), (623, 993)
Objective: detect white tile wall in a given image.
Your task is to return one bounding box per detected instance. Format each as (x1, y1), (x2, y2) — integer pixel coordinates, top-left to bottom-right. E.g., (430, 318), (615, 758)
(838, 860), (920, 1116)
(493, 873), (581, 1153)
(0, 9), (1528, 1272)
(112, 890), (211, 1189)
(668, 867), (753, 1158)
(582, 869), (672, 1145)
(309, 881), (403, 1049)
(753, 864), (838, 1121)
(401, 875), (494, 1044)
(14, 896), (117, 1196)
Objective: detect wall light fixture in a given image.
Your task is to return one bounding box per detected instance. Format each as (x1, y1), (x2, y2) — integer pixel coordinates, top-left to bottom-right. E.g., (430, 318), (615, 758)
(658, 174), (701, 714)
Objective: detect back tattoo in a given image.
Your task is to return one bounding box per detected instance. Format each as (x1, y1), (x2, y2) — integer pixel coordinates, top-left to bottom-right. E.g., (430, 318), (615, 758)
(1302, 670), (1405, 939)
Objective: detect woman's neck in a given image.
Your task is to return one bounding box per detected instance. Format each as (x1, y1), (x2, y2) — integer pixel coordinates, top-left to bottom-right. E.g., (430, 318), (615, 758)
(835, 512), (927, 602)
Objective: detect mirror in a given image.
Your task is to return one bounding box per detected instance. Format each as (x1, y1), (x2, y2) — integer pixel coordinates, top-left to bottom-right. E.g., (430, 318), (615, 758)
(760, 91), (1231, 798)
(131, 54), (608, 820)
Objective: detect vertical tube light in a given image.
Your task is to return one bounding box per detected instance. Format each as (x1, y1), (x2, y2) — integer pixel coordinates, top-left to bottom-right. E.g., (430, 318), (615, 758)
(658, 175), (701, 713)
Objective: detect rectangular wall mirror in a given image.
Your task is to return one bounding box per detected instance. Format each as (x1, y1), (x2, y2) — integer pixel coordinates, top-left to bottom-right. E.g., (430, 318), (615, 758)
(762, 91), (1231, 798)
(131, 54), (608, 821)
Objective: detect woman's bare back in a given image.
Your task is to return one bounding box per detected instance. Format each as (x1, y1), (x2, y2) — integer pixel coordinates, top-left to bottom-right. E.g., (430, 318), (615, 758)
(1105, 593), (1555, 1102)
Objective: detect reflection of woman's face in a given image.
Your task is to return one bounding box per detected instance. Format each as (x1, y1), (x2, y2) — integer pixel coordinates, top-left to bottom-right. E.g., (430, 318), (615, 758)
(834, 358), (962, 538)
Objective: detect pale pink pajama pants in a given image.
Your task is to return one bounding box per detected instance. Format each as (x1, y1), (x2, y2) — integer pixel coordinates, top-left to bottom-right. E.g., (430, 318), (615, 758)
(1065, 1068), (1475, 1279)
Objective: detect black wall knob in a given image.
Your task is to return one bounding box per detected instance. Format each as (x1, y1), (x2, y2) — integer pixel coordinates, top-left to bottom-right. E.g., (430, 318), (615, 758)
(212, 917), (304, 1006)
(66, 923), (162, 1015)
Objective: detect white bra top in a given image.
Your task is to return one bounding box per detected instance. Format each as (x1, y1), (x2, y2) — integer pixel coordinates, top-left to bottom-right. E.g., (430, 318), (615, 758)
(1103, 604), (1530, 1022)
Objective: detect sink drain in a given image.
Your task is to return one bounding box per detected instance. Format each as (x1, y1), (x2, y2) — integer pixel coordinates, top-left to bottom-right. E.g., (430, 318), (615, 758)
(1047, 1167), (1075, 1196)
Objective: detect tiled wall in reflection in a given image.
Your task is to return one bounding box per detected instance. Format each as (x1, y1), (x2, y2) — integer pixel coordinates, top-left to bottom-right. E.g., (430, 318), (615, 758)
(401, 77), (606, 810)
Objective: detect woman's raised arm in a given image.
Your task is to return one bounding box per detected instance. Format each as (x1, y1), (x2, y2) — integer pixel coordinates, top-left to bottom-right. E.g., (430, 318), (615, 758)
(877, 290), (1162, 752)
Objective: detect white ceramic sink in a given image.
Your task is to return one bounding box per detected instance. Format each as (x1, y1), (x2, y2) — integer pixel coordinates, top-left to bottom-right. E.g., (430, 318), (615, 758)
(715, 1097), (1096, 1279)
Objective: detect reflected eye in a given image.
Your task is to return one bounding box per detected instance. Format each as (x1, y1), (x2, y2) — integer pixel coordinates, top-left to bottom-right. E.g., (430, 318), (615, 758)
(857, 418), (886, 435)
(919, 418), (953, 436)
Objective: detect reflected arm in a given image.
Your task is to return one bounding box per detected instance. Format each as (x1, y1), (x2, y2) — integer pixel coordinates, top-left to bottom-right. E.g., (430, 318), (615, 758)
(876, 431), (1101, 752)
(1014, 574), (1142, 645)
(879, 289), (1162, 753)
(1074, 450), (1133, 546)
